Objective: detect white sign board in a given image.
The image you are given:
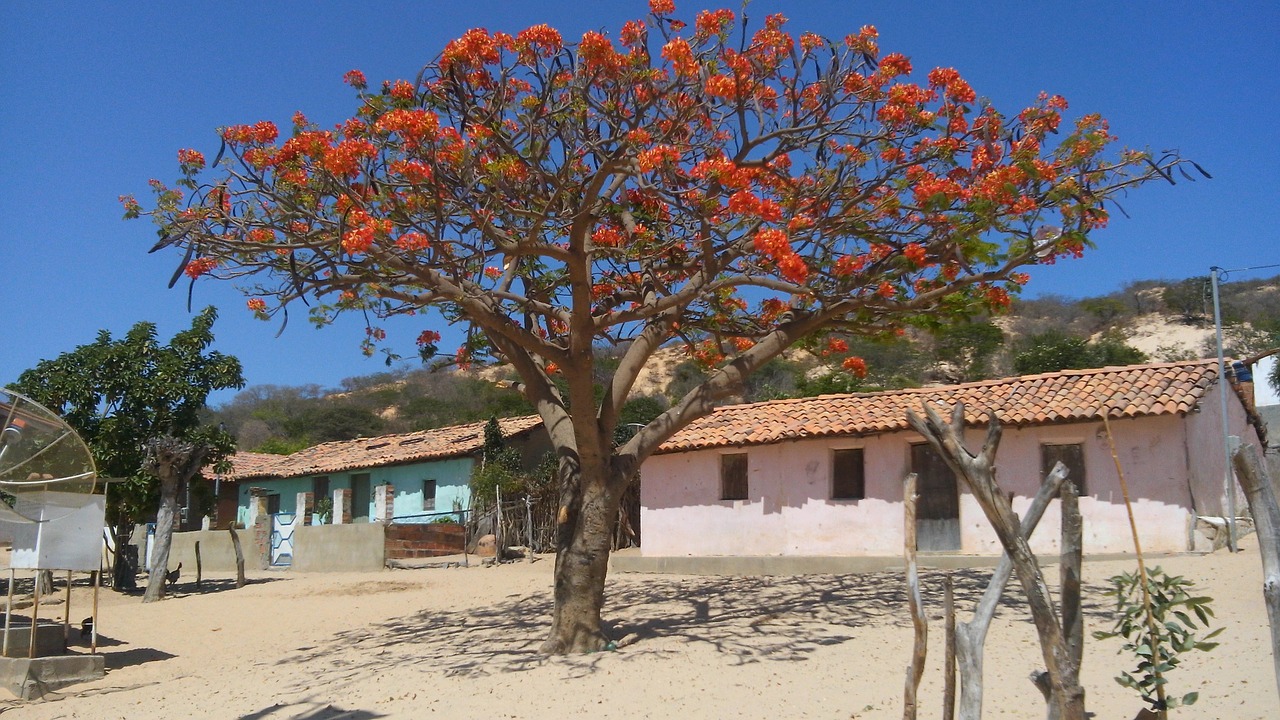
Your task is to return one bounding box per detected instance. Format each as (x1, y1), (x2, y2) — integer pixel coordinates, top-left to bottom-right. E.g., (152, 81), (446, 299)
(1, 491), (106, 571)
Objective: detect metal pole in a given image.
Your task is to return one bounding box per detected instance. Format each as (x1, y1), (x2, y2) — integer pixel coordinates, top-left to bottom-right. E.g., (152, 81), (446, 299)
(1211, 267), (1239, 552)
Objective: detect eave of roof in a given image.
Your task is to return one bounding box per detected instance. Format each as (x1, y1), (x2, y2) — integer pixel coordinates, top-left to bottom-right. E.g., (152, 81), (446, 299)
(656, 360), (1224, 454)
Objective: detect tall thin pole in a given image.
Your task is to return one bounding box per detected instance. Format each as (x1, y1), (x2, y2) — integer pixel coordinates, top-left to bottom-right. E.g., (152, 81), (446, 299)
(1211, 267), (1239, 552)
(3, 569), (13, 656)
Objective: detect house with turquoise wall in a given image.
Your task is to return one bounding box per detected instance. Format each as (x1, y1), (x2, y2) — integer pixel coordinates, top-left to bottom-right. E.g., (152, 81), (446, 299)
(217, 416), (547, 527)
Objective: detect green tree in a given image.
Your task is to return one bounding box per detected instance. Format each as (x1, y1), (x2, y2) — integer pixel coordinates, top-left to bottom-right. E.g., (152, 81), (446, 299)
(1014, 329), (1146, 374)
(1162, 277), (1210, 324)
(135, 7), (1190, 652)
(470, 416), (528, 502)
(13, 307), (244, 595)
(283, 404), (385, 443)
(931, 319), (1004, 381)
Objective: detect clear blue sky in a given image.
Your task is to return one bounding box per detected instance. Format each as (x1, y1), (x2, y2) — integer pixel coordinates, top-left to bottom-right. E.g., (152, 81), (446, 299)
(2, 1), (1277, 405)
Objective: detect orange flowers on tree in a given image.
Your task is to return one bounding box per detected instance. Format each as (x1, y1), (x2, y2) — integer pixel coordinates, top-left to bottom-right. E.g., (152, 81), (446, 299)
(136, 1), (1200, 657)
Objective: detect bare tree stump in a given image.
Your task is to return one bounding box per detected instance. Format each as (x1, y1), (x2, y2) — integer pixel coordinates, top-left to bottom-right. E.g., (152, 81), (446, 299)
(954, 462), (1068, 720)
(1232, 443), (1280, 701)
(907, 402), (1084, 720)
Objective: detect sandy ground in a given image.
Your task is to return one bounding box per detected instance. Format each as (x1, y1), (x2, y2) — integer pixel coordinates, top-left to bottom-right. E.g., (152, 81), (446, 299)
(2, 536), (1276, 720)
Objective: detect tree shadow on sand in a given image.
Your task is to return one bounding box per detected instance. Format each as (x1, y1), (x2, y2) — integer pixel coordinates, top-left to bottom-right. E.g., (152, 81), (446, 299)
(237, 698), (387, 720)
(276, 565), (1118, 693)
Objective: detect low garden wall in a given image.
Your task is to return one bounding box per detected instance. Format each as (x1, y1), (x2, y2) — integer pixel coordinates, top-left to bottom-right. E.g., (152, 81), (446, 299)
(169, 519), (460, 574)
(385, 522), (465, 559)
(169, 529), (250, 573)
(293, 523), (385, 573)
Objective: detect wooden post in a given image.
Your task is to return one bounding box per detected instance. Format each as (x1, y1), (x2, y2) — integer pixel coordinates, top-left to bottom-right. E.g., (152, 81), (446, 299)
(1231, 443), (1280, 701)
(29, 573), (40, 658)
(91, 565), (99, 653)
(907, 403), (1084, 720)
(495, 486), (505, 563)
(526, 495), (534, 563)
(903, 472), (926, 720)
(1060, 482), (1084, 674)
(3, 570), (12, 656)
(228, 526), (246, 589)
(954, 462), (1068, 720)
(944, 573), (956, 720)
(63, 571), (72, 645)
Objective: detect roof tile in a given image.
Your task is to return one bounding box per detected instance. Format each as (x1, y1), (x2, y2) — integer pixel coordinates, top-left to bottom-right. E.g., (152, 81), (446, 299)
(657, 360), (1225, 454)
(218, 415), (542, 481)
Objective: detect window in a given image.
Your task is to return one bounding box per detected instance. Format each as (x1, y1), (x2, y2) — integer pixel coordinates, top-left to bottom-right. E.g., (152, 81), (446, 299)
(1042, 443), (1087, 496)
(351, 473), (371, 521)
(313, 476), (330, 504)
(832, 448), (865, 500)
(720, 453), (748, 501)
(423, 479), (437, 511)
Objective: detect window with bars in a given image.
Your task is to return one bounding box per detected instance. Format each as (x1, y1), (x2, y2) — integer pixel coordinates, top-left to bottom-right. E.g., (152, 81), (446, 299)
(423, 479), (437, 511)
(720, 453), (748, 501)
(1041, 443), (1087, 496)
(832, 448), (865, 500)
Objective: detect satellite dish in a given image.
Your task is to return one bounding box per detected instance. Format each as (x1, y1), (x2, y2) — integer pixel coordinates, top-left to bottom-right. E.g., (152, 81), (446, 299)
(0, 387), (98, 524)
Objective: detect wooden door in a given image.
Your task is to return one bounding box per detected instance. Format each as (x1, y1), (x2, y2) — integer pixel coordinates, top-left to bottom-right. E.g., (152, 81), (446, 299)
(911, 443), (960, 551)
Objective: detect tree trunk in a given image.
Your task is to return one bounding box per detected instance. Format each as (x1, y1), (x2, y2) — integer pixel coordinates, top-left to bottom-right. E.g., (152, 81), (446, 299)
(141, 435), (204, 604)
(539, 460), (623, 655)
(35, 570), (54, 598)
(143, 469), (180, 603)
(1231, 443), (1280, 701)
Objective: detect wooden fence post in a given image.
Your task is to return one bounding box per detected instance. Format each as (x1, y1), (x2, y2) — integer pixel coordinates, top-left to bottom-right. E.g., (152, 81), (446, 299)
(1232, 443), (1280, 702)
(907, 402), (1084, 720)
(903, 472), (926, 720)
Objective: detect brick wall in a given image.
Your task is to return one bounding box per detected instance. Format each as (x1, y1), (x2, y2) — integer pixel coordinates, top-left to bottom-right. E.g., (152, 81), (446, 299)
(384, 523), (465, 559)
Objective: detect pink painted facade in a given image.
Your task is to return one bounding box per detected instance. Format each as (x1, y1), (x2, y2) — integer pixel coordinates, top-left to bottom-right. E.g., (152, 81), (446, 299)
(641, 379), (1252, 557)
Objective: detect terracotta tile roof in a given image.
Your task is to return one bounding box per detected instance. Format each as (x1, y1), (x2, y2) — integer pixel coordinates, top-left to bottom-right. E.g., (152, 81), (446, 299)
(219, 415), (543, 480)
(657, 360), (1225, 454)
(215, 451), (290, 481)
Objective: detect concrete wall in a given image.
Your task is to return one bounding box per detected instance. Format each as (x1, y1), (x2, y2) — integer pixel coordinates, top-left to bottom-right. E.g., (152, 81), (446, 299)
(1186, 380), (1254, 519)
(292, 522), (385, 573)
(641, 404), (1252, 558)
(169, 529), (251, 573)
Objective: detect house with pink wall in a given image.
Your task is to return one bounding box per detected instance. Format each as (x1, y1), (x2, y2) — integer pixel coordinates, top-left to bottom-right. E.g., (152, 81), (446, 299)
(639, 360), (1257, 561)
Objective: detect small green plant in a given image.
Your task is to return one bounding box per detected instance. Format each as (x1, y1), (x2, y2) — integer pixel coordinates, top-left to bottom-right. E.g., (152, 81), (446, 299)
(1093, 566), (1222, 715)
(313, 496), (333, 523)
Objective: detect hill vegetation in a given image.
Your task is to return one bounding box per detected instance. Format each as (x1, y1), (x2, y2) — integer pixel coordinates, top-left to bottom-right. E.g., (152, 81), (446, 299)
(211, 275), (1280, 453)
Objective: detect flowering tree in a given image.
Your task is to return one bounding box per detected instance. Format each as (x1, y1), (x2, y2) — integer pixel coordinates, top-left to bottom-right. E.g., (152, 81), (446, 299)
(132, 2), (1194, 653)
